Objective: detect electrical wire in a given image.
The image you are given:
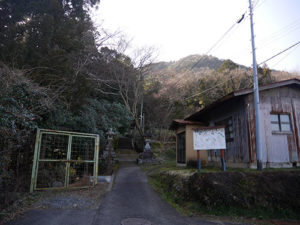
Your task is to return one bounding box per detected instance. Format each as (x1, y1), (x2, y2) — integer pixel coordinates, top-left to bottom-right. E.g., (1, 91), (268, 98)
(236, 17), (300, 63)
(253, 0), (267, 10)
(177, 0), (267, 76)
(271, 44), (300, 68)
(182, 3), (255, 99)
(172, 0), (267, 100)
(190, 0), (265, 70)
(256, 20), (300, 52)
(190, 13), (246, 70)
(185, 40), (300, 100)
(171, 11), (246, 88)
(258, 40), (300, 65)
(185, 71), (243, 100)
(184, 0), (300, 102)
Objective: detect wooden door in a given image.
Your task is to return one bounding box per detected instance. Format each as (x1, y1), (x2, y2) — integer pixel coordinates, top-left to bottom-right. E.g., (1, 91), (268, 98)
(177, 132), (186, 163)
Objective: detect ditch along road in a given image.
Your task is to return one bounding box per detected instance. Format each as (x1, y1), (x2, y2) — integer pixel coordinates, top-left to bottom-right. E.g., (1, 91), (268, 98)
(8, 163), (241, 225)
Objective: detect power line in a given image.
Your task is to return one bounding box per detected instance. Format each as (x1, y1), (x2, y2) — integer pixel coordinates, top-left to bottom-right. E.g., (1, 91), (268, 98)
(235, 17), (300, 57)
(188, 0), (266, 72)
(258, 40), (300, 65)
(189, 0), (264, 70)
(184, 4), (254, 100)
(253, 0), (267, 10)
(191, 13), (246, 70)
(173, 0), (263, 97)
(172, 21), (240, 87)
(176, 1), (265, 84)
(185, 40), (300, 101)
(184, 0), (283, 103)
(256, 19), (300, 52)
(271, 44), (300, 68)
(185, 71), (242, 100)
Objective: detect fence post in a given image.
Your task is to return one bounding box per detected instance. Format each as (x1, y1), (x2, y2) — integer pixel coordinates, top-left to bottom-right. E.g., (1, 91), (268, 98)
(30, 128), (40, 193)
(94, 135), (100, 185)
(65, 135), (72, 188)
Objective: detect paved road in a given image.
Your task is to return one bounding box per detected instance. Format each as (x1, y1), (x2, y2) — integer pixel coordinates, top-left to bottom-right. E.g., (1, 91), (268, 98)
(8, 163), (238, 225)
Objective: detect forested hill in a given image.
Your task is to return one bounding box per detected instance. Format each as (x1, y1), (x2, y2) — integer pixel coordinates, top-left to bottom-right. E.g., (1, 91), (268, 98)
(150, 55), (247, 73)
(143, 54), (298, 132)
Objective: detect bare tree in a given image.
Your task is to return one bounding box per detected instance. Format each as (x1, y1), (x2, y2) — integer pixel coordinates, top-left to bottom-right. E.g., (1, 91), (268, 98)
(88, 39), (156, 138)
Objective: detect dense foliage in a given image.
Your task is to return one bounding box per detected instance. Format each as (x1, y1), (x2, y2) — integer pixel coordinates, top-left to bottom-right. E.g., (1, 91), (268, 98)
(0, 0), (135, 211)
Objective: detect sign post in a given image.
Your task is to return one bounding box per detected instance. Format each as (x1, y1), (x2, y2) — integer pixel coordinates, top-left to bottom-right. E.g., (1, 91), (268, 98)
(197, 150), (201, 172)
(193, 126), (226, 172)
(221, 149), (226, 171)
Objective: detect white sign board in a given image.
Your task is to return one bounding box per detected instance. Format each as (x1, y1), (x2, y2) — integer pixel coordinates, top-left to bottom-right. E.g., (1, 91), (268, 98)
(193, 127), (226, 150)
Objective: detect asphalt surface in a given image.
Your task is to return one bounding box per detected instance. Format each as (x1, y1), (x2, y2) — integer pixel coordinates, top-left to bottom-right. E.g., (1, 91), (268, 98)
(8, 163), (239, 225)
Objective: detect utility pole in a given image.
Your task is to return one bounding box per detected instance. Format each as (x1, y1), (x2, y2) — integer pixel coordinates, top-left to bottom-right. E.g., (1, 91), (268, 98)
(249, 0), (263, 170)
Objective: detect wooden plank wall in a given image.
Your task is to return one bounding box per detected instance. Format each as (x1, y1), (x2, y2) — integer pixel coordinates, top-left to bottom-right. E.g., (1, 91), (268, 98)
(245, 86), (300, 164)
(206, 98), (249, 163)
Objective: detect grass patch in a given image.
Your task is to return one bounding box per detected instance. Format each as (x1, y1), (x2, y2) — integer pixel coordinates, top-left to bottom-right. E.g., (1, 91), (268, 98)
(142, 147), (300, 175)
(142, 150), (300, 222)
(148, 176), (185, 214)
(148, 172), (300, 221)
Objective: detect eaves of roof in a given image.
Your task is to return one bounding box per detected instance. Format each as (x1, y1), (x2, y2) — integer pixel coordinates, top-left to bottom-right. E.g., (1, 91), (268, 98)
(169, 119), (204, 130)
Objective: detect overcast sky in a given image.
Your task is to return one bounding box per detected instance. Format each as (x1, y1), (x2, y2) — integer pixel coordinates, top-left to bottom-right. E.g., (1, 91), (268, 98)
(92, 0), (300, 72)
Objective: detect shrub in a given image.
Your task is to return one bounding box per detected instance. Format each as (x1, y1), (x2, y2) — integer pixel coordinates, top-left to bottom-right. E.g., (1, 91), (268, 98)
(0, 64), (52, 210)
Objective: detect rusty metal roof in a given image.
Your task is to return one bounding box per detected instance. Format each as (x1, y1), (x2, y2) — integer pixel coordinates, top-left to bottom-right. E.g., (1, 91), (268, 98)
(185, 78), (300, 121)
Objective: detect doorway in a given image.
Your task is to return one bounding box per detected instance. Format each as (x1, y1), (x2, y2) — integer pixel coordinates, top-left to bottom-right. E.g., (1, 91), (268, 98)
(177, 132), (186, 164)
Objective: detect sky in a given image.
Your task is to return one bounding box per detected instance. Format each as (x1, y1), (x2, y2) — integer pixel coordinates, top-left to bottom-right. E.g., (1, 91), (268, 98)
(91, 0), (300, 73)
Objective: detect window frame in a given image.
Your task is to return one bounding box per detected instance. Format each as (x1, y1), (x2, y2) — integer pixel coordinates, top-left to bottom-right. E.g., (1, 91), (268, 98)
(270, 113), (292, 133)
(216, 117), (234, 142)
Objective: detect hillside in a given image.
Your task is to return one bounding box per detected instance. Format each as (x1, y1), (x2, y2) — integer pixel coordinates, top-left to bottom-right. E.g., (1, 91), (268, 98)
(150, 55), (247, 73)
(144, 54), (299, 132)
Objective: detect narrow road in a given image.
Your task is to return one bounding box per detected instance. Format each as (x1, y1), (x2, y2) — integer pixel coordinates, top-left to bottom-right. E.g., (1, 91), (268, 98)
(8, 163), (238, 225)
(92, 163), (229, 225)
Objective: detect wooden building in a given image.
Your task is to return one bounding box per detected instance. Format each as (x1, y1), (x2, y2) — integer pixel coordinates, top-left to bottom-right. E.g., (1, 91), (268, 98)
(171, 78), (300, 168)
(169, 119), (206, 165)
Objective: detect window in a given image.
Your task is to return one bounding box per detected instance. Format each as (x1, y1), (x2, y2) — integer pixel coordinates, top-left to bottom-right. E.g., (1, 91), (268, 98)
(270, 114), (291, 132)
(216, 117), (234, 142)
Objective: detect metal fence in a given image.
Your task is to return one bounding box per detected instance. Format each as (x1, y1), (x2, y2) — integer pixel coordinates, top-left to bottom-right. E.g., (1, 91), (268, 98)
(30, 129), (99, 192)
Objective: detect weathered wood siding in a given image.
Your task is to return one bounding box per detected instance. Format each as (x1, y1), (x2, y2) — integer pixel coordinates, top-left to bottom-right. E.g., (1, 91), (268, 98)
(205, 98), (249, 163)
(245, 86), (300, 164)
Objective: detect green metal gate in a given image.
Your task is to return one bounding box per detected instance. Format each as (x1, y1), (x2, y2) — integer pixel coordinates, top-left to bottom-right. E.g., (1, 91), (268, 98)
(30, 129), (99, 192)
